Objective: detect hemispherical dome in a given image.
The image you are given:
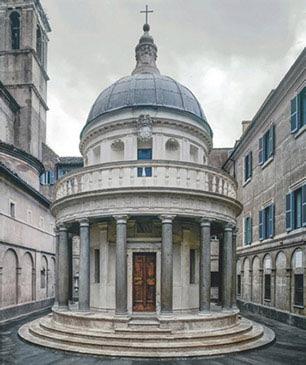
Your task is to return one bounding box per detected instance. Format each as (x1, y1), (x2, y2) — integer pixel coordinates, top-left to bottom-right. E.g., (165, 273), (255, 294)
(86, 73), (207, 126)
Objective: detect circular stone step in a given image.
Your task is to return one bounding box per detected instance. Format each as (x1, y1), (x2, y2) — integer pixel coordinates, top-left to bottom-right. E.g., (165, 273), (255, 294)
(18, 311), (275, 358)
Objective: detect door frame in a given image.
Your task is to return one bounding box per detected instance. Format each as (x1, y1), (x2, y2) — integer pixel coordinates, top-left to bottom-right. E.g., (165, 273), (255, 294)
(127, 245), (161, 314)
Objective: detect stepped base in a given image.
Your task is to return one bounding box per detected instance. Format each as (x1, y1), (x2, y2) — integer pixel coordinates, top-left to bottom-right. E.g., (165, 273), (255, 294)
(18, 308), (275, 358)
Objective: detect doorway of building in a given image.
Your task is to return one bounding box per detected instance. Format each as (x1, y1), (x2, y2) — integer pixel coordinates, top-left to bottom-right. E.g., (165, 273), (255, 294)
(133, 252), (156, 312)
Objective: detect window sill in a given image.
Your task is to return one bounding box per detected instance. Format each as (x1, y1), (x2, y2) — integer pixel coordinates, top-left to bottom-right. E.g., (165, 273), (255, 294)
(261, 156), (274, 170)
(264, 299), (271, 303)
(293, 305), (304, 309)
(243, 177), (252, 187)
(294, 124), (306, 139)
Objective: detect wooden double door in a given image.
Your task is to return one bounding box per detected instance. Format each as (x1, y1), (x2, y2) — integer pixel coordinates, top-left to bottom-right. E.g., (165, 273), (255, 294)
(133, 252), (156, 312)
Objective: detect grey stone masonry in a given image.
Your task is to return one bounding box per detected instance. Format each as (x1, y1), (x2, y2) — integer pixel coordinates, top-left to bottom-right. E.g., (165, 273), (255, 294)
(160, 215), (175, 314)
(232, 228), (237, 307)
(222, 224), (233, 309)
(115, 215), (128, 315)
(79, 219), (90, 311)
(58, 225), (69, 309)
(199, 219), (211, 312)
(54, 228), (59, 306)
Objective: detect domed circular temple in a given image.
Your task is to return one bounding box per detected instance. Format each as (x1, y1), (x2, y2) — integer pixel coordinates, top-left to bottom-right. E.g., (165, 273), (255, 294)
(19, 20), (274, 358)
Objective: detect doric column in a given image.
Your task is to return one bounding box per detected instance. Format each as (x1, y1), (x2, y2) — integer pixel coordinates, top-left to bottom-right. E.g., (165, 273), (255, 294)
(199, 219), (211, 313)
(231, 227), (237, 308)
(160, 215), (175, 314)
(58, 224), (69, 309)
(222, 223), (233, 309)
(79, 219), (90, 311)
(54, 228), (59, 305)
(115, 215), (128, 315)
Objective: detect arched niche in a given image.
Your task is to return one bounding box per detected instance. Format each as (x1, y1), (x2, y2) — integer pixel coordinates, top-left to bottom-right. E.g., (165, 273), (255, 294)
(111, 139), (124, 161)
(21, 252), (34, 303)
(165, 138), (180, 160)
(2, 249), (18, 307)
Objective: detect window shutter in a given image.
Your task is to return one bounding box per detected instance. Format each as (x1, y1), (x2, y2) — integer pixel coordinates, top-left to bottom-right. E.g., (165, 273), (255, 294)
(268, 126), (275, 158)
(249, 151), (253, 177)
(290, 96), (298, 133)
(286, 192), (293, 231)
(269, 204), (274, 238)
(50, 170), (55, 184)
(259, 137), (264, 165)
(248, 217), (252, 244)
(40, 173), (45, 185)
(259, 210), (264, 240)
(244, 155), (248, 181)
(302, 184), (306, 227)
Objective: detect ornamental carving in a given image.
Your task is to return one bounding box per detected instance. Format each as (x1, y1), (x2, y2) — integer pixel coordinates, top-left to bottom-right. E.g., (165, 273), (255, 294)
(137, 114), (153, 142)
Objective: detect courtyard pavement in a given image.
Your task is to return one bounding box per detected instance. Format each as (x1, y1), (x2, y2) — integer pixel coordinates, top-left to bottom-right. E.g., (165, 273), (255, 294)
(0, 310), (306, 365)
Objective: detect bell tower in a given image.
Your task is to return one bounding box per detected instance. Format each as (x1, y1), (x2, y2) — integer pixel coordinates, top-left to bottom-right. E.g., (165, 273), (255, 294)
(0, 0), (51, 160)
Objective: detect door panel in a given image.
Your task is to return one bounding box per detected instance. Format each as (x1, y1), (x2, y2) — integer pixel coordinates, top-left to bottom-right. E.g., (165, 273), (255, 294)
(133, 253), (156, 312)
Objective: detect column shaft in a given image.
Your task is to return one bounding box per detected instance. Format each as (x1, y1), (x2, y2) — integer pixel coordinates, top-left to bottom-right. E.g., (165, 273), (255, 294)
(115, 216), (128, 315)
(222, 224), (233, 309)
(58, 225), (69, 308)
(161, 215), (174, 314)
(79, 220), (90, 311)
(199, 220), (211, 312)
(231, 228), (237, 307)
(54, 228), (59, 305)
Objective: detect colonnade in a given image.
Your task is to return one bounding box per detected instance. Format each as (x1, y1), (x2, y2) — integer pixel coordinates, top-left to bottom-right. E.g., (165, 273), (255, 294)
(55, 216), (237, 314)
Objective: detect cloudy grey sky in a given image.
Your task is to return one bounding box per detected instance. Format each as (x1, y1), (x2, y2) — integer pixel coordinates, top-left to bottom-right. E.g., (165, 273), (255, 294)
(42, 0), (306, 157)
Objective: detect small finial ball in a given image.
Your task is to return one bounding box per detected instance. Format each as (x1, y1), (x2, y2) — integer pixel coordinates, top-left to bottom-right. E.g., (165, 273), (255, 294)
(143, 23), (150, 32)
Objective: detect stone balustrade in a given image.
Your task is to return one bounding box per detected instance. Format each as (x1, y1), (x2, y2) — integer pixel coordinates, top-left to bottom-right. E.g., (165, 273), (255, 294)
(54, 160), (237, 200)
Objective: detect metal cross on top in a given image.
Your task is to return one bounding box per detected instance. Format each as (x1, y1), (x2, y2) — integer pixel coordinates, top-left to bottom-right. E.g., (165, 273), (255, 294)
(140, 4), (154, 25)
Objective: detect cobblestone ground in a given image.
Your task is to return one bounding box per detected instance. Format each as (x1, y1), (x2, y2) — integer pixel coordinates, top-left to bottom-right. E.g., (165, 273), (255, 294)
(0, 310), (306, 365)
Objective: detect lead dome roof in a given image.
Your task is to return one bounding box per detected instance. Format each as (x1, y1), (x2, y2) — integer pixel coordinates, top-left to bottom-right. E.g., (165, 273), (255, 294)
(85, 23), (211, 134)
(87, 73), (206, 124)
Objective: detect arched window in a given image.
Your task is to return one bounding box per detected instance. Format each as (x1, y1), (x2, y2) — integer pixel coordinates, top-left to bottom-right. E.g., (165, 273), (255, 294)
(36, 25), (43, 62)
(10, 12), (20, 49)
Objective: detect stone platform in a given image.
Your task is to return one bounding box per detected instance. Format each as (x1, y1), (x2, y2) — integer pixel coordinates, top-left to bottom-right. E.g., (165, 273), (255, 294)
(18, 308), (275, 358)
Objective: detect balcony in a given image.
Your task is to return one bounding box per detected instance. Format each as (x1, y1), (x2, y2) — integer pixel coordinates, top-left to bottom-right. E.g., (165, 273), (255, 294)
(54, 160), (237, 201)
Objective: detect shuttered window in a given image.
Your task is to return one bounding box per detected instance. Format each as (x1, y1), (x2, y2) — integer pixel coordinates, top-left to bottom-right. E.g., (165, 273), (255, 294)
(244, 216), (252, 245)
(259, 204), (274, 240)
(290, 87), (306, 133)
(294, 274), (304, 307)
(244, 151), (252, 182)
(258, 126), (275, 165)
(264, 274), (271, 300)
(286, 184), (306, 231)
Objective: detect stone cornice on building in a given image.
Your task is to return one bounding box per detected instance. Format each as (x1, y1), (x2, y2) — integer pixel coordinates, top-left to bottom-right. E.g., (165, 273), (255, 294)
(0, 80), (20, 112)
(0, 161), (50, 208)
(223, 47), (306, 168)
(0, 140), (45, 174)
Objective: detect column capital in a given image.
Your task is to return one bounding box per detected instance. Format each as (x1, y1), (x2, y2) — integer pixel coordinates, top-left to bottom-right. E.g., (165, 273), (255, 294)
(224, 222), (235, 231)
(58, 223), (68, 232)
(113, 215), (129, 224)
(159, 215), (176, 224)
(199, 218), (212, 227)
(79, 218), (90, 227)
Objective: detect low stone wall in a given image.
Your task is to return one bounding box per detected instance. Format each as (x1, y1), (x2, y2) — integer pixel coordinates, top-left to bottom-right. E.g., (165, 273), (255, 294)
(237, 299), (306, 330)
(0, 298), (54, 325)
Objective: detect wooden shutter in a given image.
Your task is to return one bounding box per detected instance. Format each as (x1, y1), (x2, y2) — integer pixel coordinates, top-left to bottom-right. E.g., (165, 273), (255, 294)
(248, 217), (252, 244)
(268, 125), (275, 157)
(302, 184), (306, 227)
(286, 192), (293, 231)
(268, 204), (274, 238)
(259, 137), (264, 165)
(244, 217), (248, 244)
(249, 151), (253, 177)
(290, 96), (298, 133)
(259, 210), (264, 240)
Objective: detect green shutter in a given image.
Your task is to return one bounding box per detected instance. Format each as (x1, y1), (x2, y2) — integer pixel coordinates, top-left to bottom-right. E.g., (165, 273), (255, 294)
(259, 137), (264, 165)
(269, 204), (274, 238)
(268, 126), (275, 158)
(259, 210), (264, 240)
(286, 192), (293, 231)
(290, 96), (298, 133)
(249, 151), (252, 177)
(302, 184), (306, 227)
(248, 217), (252, 244)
